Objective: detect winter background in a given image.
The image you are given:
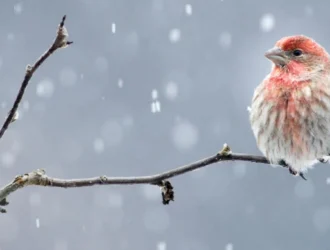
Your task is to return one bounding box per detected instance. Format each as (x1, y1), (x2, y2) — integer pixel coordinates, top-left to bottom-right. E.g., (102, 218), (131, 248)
(0, 0), (329, 249)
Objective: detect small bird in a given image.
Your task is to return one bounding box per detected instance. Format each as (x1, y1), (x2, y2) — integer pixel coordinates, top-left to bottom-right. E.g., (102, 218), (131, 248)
(250, 35), (330, 179)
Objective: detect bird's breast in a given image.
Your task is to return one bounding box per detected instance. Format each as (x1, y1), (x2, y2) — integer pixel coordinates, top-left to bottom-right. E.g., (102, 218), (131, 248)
(250, 75), (330, 164)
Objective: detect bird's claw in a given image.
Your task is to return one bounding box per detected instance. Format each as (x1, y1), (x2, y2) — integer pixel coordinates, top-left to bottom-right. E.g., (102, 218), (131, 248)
(278, 159), (288, 167)
(319, 157), (329, 163)
(299, 172), (307, 180)
(278, 160), (307, 180)
(288, 166), (307, 180)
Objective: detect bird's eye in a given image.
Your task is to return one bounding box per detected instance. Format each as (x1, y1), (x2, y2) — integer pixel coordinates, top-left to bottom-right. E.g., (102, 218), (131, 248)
(292, 49), (303, 56)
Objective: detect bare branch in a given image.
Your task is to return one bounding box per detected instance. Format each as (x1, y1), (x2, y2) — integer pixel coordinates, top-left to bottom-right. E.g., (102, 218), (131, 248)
(0, 16), (292, 213)
(0, 144), (286, 212)
(0, 15), (72, 140)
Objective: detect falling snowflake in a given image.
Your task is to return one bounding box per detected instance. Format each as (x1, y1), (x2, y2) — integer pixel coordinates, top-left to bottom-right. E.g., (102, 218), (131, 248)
(36, 218), (40, 228)
(164, 81), (178, 101)
(118, 78), (124, 88)
(157, 242), (167, 250)
(151, 101), (161, 113)
(36, 79), (55, 98)
(260, 13), (275, 32)
(14, 3), (23, 15)
(111, 23), (116, 33)
(154, 101), (161, 112)
(184, 4), (192, 16)
(225, 243), (234, 250)
(169, 29), (181, 43)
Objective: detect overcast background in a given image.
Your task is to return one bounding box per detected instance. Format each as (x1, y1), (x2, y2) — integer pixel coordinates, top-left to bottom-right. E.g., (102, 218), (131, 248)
(0, 0), (329, 249)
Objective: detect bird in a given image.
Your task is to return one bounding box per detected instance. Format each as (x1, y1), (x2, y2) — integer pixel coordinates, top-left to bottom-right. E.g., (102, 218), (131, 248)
(249, 35), (330, 180)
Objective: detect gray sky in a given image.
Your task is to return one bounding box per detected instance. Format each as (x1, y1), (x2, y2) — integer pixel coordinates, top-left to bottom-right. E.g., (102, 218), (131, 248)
(0, 0), (329, 249)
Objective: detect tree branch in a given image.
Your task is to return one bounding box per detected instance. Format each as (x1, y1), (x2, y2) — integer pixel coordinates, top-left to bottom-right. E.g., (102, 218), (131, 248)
(0, 144), (282, 212)
(0, 15), (72, 212)
(0, 15), (72, 140)
(0, 16), (288, 213)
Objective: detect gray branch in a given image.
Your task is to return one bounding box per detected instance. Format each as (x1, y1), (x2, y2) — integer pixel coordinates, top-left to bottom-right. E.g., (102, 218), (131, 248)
(0, 15), (72, 212)
(0, 15), (72, 140)
(0, 144), (280, 211)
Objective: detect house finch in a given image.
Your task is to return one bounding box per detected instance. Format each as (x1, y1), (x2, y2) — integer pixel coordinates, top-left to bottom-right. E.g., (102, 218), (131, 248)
(250, 35), (330, 179)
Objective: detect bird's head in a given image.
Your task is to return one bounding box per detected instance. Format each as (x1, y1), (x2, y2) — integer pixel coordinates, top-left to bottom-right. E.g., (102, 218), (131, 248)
(265, 35), (329, 76)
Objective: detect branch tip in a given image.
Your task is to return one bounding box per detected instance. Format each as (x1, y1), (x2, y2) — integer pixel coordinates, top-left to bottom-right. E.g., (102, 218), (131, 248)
(0, 16), (74, 213)
(0, 15), (72, 143)
(55, 16), (72, 49)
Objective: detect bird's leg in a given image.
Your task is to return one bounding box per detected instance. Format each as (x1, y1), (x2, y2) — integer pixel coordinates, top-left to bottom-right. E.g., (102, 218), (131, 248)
(278, 159), (307, 180)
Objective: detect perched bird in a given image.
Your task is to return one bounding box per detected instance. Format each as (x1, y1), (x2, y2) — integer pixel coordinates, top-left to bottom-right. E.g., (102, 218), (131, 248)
(250, 35), (330, 179)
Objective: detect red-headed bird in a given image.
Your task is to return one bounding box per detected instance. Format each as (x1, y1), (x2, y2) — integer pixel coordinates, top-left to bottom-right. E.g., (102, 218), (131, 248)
(250, 35), (330, 179)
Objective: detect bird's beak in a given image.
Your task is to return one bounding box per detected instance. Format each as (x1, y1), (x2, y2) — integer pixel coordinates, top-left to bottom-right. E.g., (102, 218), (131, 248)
(265, 47), (288, 66)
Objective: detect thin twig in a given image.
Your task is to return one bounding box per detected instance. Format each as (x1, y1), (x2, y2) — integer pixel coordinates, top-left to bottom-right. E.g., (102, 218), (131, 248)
(0, 144), (285, 212)
(0, 15), (72, 140)
(0, 15), (72, 212)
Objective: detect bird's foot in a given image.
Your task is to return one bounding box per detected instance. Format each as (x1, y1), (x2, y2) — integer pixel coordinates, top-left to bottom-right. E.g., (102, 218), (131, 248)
(278, 159), (307, 180)
(319, 157), (329, 163)
(288, 166), (307, 180)
(278, 159), (288, 167)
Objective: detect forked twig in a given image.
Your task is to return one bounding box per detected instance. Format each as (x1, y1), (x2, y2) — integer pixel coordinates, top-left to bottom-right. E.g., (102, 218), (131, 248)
(0, 15), (72, 212)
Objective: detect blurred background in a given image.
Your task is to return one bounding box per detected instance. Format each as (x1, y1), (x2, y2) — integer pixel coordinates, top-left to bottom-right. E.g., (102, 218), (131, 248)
(0, 0), (329, 249)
